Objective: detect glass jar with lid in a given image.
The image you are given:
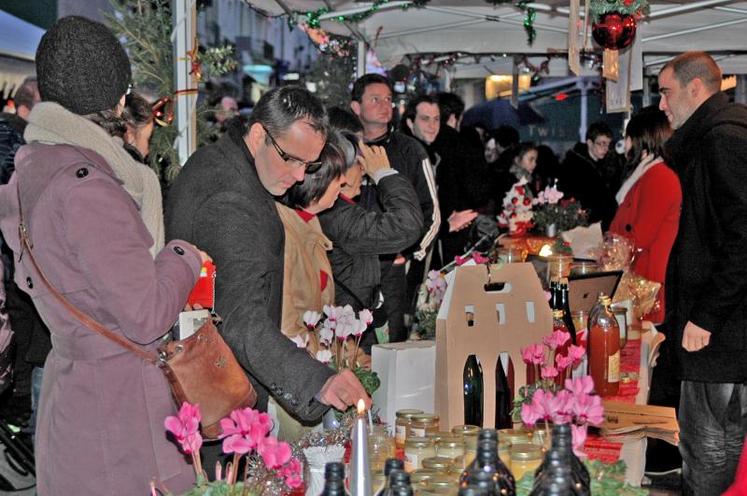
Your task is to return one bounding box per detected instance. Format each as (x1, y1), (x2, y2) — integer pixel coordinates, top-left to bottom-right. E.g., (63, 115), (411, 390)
(510, 443), (543, 480)
(498, 438), (511, 469)
(421, 456), (453, 473)
(410, 413), (440, 438)
(498, 427), (533, 446)
(410, 468), (439, 485)
(436, 435), (464, 459)
(404, 437), (436, 472)
(427, 475), (459, 494)
(395, 409), (423, 449)
(451, 424), (481, 438)
(462, 431), (478, 465)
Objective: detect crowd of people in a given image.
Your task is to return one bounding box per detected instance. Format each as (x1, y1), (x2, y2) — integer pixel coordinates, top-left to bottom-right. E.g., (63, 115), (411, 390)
(0, 14), (746, 496)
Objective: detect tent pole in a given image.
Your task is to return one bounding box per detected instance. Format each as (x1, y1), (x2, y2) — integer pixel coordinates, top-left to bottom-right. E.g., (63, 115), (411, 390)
(643, 16), (747, 43)
(172, 0), (197, 166)
(357, 40), (366, 79)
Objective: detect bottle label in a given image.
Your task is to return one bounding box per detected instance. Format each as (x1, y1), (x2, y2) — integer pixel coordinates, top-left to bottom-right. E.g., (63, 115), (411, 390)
(411, 427), (426, 438)
(395, 425), (406, 444)
(608, 350), (620, 383)
(404, 452), (418, 472)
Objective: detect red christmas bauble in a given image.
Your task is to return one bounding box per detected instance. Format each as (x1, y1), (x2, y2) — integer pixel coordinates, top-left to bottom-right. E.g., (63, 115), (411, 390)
(592, 12), (637, 50)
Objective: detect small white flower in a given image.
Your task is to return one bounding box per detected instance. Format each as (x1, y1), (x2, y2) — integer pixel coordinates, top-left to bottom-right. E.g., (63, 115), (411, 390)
(315, 349), (333, 364)
(302, 310), (322, 329)
(289, 333), (309, 349)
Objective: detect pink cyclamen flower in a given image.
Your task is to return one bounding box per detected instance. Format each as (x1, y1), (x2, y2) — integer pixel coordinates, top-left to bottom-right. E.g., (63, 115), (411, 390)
(555, 353), (574, 372)
(358, 309), (374, 326)
(219, 407), (273, 455)
(455, 255), (467, 266)
(548, 390), (574, 424)
(521, 389), (555, 426)
(303, 310), (322, 329)
(315, 349), (333, 364)
(521, 343), (545, 366)
(541, 366), (559, 380)
(164, 402), (203, 455)
(472, 252), (490, 265)
(567, 344), (586, 366)
(281, 458), (304, 489)
(289, 333), (309, 349)
(322, 304), (338, 323)
(319, 320), (335, 346)
(572, 391), (605, 426)
(564, 376), (594, 396)
(571, 424), (588, 458)
(543, 330), (571, 350)
(257, 436), (293, 469)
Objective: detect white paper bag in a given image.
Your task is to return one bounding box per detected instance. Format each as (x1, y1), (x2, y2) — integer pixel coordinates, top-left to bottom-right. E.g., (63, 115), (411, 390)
(371, 341), (436, 430)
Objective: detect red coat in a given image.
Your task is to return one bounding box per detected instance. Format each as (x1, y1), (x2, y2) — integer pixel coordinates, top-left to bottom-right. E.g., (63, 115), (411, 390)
(609, 161), (682, 323)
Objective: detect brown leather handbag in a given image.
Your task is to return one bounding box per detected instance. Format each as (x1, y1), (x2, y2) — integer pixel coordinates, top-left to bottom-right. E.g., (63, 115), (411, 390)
(17, 188), (256, 439)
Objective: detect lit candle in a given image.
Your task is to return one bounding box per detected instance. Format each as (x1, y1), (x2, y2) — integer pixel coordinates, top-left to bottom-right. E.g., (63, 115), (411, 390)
(350, 399), (372, 496)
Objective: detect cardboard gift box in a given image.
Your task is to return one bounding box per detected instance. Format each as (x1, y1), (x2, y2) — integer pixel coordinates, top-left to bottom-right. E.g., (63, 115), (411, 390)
(435, 263), (552, 430)
(371, 341), (436, 431)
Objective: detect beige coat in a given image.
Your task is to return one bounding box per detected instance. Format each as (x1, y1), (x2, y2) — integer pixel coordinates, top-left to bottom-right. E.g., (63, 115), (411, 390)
(276, 203), (334, 356)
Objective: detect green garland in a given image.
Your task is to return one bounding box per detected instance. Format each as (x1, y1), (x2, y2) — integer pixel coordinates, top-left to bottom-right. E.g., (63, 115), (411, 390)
(515, 460), (649, 495)
(589, 0), (650, 23)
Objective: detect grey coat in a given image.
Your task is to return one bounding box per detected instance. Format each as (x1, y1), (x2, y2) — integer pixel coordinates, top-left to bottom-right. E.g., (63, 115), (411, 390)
(165, 123), (334, 421)
(0, 143), (201, 495)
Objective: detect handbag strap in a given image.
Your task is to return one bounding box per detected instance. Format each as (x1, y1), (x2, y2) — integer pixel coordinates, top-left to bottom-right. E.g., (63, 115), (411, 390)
(15, 182), (158, 365)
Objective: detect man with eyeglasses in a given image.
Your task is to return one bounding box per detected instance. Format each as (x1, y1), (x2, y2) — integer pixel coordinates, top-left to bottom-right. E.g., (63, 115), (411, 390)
(557, 121), (620, 230)
(166, 87), (370, 456)
(350, 74), (440, 343)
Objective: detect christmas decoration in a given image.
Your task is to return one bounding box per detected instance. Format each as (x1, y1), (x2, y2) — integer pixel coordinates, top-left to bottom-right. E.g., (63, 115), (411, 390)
(589, 0), (650, 22)
(592, 12), (637, 50)
(306, 51), (356, 108)
(107, 0), (237, 182)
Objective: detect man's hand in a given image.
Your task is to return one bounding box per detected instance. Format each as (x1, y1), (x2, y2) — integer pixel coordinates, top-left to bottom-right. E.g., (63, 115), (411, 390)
(448, 209), (479, 232)
(317, 369), (372, 411)
(360, 144), (391, 177)
(682, 321), (712, 352)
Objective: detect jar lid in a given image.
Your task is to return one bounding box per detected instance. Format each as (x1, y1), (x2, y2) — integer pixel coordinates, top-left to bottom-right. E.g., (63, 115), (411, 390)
(410, 468), (439, 483)
(421, 456), (453, 471)
(498, 428), (533, 444)
(396, 409), (424, 419)
(406, 436), (435, 448)
(438, 436), (464, 448)
(411, 413), (439, 423)
(510, 443), (543, 460)
(428, 475), (457, 488)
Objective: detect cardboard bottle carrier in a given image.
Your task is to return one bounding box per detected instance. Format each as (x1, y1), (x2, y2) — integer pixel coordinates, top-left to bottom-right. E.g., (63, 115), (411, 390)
(435, 263), (552, 430)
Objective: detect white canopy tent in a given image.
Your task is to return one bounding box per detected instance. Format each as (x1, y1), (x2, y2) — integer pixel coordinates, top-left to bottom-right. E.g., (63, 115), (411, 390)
(245, 0), (747, 79)
(0, 9), (44, 98)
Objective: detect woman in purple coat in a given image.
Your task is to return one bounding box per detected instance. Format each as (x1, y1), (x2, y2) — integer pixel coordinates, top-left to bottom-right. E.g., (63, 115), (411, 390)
(0, 17), (208, 495)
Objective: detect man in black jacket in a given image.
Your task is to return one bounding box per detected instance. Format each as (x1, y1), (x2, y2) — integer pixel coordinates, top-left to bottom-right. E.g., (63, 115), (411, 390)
(350, 75), (439, 342)
(659, 51), (747, 495)
(557, 122), (620, 230)
(166, 87), (369, 424)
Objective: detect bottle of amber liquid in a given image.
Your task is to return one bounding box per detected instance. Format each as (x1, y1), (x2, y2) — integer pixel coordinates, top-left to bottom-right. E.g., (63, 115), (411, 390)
(587, 294), (620, 396)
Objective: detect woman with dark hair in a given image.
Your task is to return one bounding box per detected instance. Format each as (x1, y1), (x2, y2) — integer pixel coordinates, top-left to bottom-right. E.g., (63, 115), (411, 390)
(122, 91), (155, 162)
(495, 142), (538, 211)
(609, 106), (681, 323)
(0, 16), (208, 494)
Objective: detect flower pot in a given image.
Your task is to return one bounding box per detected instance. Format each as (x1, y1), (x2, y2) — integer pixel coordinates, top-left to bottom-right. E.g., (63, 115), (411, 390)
(545, 223), (557, 238)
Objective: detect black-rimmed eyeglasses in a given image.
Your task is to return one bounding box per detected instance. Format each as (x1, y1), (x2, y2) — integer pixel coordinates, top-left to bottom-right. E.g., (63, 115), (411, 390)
(262, 125), (323, 173)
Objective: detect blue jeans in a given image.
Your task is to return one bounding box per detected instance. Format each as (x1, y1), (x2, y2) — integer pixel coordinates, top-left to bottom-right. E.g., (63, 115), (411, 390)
(29, 366), (43, 439)
(679, 380), (747, 495)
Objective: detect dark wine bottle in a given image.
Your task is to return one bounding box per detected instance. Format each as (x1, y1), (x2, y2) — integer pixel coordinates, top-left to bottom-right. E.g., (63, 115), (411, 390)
(534, 424), (590, 495)
(374, 458), (405, 496)
(558, 281), (577, 344)
(459, 487), (491, 496)
(548, 280), (559, 310)
(460, 429), (515, 496)
(320, 462), (348, 495)
(528, 447), (573, 496)
(463, 354), (484, 427)
(495, 353), (512, 429)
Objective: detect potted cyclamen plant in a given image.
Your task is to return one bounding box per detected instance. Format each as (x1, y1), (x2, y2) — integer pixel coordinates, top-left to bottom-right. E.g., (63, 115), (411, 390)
(161, 402), (303, 495)
(514, 327), (603, 456)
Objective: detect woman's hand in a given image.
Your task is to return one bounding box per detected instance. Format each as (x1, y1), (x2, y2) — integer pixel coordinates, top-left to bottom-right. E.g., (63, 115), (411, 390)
(360, 144), (391, 177)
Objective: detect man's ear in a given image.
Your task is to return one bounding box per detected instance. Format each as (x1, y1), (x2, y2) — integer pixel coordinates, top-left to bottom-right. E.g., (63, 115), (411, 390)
(406, 118), (415, 134)
(586, 138), (594, 149)
(689, 77), (705, 99)
(246, 122), (264, 154)
(350, 100), (361, 117)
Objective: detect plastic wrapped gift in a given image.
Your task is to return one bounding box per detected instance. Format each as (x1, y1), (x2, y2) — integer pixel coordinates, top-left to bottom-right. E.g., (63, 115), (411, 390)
(613, 272), (661, 323)
(595, 233), (635, 271)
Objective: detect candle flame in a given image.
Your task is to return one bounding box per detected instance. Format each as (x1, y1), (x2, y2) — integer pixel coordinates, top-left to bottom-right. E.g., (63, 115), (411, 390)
(357, 399), (365, 414)
(539, 244), (553, 257)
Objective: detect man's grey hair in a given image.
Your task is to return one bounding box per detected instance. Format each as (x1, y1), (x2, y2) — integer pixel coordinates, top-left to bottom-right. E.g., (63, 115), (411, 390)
(662, 51), (722, 94)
